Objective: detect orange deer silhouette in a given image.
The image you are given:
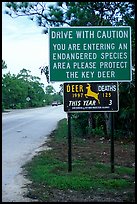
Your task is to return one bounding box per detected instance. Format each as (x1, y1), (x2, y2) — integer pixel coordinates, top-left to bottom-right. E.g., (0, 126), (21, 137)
(85, 83), (100, 104)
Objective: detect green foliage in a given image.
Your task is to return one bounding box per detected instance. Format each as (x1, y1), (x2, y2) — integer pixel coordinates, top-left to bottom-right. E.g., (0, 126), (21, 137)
(5, 2), (135, 32)
(2, 70), (43, 109)
(87, 126), (105, 137)
(45, 85), (55, 95)
(71, 113), (89, 137)
(23, 119), (134, 194)
(114, 82), (135, 138)
(71, 113), (106, 138)
(53, 119), (68, 142)
(2, 68), (63, 109)
(24, 154), (133, 190)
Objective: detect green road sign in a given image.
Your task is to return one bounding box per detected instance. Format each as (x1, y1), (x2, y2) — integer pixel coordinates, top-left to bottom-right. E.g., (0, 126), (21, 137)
(49, 26), (132, 82)
(64, 82), (119, 112)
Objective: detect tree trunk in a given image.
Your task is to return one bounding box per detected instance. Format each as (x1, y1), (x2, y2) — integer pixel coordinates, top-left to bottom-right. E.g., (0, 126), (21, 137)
(88, 112), (93, 137)
(104, 112), (111, 137)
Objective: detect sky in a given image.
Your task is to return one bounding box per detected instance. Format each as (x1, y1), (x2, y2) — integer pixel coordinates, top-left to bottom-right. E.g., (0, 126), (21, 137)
(2, 2), (61, 92)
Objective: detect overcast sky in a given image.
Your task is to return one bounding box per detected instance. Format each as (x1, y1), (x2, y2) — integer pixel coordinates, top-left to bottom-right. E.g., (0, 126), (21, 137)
(2, 2), (61, 92)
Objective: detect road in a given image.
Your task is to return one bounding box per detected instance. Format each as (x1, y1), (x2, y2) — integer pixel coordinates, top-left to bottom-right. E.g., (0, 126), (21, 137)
(2, 105), (66, 202)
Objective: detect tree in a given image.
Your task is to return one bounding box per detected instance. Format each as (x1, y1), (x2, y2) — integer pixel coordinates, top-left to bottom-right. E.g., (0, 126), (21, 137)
(2, 69), (46, 109)
(2, 72), (28, 109)
(2, 60), (7, 69)
(39, 65), (49, 83)
(45, 85), (55, 95)
(5, 2), (135, 32)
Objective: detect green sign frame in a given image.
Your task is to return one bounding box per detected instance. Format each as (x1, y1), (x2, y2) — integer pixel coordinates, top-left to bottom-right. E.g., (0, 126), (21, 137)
(49, 26), (132, 82)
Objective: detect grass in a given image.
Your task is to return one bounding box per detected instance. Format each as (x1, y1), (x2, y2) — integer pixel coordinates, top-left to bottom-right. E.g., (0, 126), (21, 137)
(22, 119), (135, 202)
(23, 156), (134, 190)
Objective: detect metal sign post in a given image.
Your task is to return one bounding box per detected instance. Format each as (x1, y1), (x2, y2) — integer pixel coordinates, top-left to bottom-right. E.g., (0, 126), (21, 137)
(67, 112), (72, 172)
(111, 112), (114, 173)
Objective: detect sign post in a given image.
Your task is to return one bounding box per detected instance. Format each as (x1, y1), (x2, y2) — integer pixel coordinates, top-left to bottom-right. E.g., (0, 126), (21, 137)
(111, 112), (114, 173)
(67, 113), (72, 172)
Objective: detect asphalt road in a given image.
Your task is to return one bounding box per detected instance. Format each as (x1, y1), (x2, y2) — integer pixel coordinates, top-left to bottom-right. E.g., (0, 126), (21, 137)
(2, 105), (66, 202)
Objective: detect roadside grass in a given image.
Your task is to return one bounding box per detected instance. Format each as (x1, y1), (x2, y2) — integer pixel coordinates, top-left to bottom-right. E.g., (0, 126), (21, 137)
(22, 119), (135, 202)
(24, 157), (133, 190)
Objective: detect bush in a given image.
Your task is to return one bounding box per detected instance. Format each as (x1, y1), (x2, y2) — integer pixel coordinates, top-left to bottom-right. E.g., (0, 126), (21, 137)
(71, 113), (88, 137)
(86, 126), (105, 137)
